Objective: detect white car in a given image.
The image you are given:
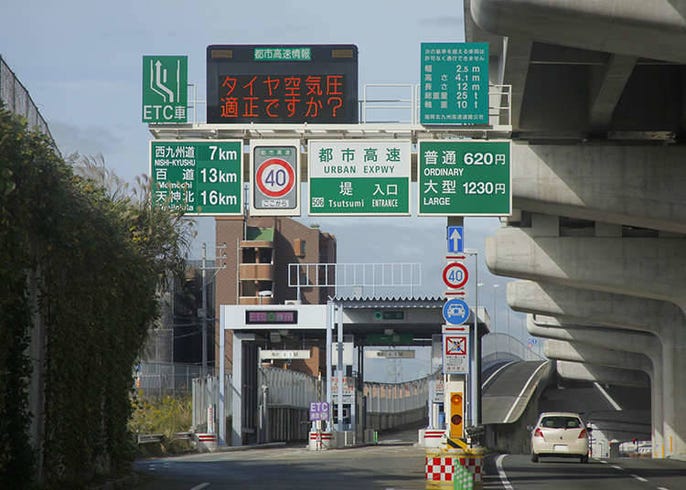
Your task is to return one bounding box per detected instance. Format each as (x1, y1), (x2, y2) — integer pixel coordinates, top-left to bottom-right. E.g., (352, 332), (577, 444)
(530, 412), (590, 463)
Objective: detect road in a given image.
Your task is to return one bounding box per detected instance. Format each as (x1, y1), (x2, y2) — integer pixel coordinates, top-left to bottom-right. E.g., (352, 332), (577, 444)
(482, 454), (686, 490)
(132, 426), (686, 490)
(133, 443), (427, 490)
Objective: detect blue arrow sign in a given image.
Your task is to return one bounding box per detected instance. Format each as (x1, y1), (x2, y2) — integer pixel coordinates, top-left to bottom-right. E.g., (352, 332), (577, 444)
(442, 298), (470, 325)
(447, 226), (464, 254)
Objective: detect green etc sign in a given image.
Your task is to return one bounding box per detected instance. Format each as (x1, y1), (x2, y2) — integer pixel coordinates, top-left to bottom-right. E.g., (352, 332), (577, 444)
(142, 55), (188, 123)
(308, 140), (411, 215)
(150, 140), (243, 215)
(418, 140), (511, 216)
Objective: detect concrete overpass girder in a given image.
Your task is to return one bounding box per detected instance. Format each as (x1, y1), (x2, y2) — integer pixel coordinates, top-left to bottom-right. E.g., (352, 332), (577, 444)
(556, 360), (649, 389)
(507, 280), (684, 456)
(486, 229), (686, 309)
(469, 0), (686, 64)
(524, 314), (664, 452)
(510, 144), (686, 234)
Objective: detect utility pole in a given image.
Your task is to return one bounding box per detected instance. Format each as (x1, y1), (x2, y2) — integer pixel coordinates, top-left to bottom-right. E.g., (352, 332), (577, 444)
(201, 243), (208, 377)
(200, 242), (227, 377)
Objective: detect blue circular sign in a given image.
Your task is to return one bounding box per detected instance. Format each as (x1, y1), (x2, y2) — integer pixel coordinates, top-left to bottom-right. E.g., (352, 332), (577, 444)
(443, 298), (470, 325)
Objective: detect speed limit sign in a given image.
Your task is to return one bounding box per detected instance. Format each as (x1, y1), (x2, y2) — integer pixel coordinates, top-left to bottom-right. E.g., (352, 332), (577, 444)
(255, 158), (295, 198)
(250, 140), (301, 216)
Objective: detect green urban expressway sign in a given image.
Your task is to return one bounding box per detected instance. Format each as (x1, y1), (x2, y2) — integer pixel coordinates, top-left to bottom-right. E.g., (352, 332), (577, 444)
(418, 140), (511, 216)
(150, 140), (243, 215)
(308, 140), (411, 216)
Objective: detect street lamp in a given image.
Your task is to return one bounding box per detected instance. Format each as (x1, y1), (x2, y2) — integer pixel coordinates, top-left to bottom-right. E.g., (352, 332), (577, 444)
(464, 249), (480, 426)
(493, 284), (500, 359)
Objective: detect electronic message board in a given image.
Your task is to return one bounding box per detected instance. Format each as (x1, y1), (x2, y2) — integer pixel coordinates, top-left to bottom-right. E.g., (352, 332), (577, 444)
(206, 44), (358, 124)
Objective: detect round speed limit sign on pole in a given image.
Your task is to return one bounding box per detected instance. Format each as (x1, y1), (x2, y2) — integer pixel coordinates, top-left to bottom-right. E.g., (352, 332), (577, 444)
(250, 140), (301, 216)
(442, 261), (469, 290)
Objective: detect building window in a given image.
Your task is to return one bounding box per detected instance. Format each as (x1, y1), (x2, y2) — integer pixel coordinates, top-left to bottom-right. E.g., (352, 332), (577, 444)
(294, 238), (306, 258)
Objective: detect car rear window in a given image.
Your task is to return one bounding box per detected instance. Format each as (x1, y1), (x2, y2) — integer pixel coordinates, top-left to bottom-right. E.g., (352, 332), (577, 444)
(541, 416), (581, 429)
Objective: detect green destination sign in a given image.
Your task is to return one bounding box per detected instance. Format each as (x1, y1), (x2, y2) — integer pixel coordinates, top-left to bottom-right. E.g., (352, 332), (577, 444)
(142, 55), (188, 123)
(308, 140), (411, 216)
(418, 140), (511, 216)
(150, 140), (243, 215)
(420, 42), (489, 125)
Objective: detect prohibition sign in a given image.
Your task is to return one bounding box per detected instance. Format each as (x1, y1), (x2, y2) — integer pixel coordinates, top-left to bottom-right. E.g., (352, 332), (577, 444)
(442, 262), (469, 290)
(255, 158), (295, 198)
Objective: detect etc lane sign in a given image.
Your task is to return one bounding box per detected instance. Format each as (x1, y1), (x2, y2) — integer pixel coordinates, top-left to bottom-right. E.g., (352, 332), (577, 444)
(150, 140), (243, 215)
(308, 140), (411, 215)
(309, 401), (330, 422)
(142, 55), (188, 123)
(418, 140), (511, 216)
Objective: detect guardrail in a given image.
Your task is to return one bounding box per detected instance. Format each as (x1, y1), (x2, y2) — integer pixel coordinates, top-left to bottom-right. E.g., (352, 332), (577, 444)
(136, 432), (192, 445)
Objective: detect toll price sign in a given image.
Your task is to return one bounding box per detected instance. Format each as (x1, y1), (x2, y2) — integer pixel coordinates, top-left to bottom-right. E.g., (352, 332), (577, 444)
(150, 140), (243, 215)
(308, 140), (411, 215)
(250, 140), (301, 216)
(418, 140), (511, 216)
(420, 43), (488, 125)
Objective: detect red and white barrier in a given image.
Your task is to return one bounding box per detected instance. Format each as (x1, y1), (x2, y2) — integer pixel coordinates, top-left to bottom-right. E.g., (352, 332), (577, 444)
(308, 431), (333, 450)
(196, 433), (218, 452)
(425, 453), (482, 482)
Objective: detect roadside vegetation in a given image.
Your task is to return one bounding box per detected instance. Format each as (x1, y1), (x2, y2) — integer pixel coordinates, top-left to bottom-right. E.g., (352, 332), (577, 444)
(129, 393), (194, 456)
(0, 104), (193, 488)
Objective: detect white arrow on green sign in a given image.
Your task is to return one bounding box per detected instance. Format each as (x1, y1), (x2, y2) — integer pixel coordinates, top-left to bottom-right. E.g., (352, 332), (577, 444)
(308, 140), (411, 216)
(142, 55), (188, 123)
(418, 140), (511, 216)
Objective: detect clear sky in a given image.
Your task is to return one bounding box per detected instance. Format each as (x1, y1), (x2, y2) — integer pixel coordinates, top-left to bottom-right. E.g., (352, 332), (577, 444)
(2, 0), (530, 378)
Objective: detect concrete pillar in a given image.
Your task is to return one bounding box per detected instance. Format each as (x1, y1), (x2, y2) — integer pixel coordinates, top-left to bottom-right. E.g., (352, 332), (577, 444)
(508, 280), (685, 457)
(525, 314), (663, 454)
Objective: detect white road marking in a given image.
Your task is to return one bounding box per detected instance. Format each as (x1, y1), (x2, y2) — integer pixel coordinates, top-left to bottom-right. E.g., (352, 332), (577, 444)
(611, 465), (624, 471)
(503, 362), (549, 423)
(495, 454), (514, 490)
(189, 483), (210, 490)
(483, 361), (516, 389)
(629, 474), (647, 482)
(593, 382), (623, 411)
(657, 487), (670, 490)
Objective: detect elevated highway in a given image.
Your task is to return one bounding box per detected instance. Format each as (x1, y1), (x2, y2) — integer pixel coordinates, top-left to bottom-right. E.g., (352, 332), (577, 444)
(465, 0), (686, 458)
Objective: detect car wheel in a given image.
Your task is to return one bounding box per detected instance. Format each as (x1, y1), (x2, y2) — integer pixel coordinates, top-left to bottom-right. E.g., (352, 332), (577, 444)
(531, 453), (539, 463)
(580, 455), (588, 464)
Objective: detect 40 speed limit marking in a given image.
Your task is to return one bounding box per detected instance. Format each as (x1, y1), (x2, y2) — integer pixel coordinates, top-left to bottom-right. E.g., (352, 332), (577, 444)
(442, 261), (469, 290)
(250, 140), (301, 216)
(255, 158), (295, 197)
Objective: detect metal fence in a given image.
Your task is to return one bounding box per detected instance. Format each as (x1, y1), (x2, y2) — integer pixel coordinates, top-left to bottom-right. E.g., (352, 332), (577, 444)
(0, 55), (55, 142)
(260, 367), (320, 408)
(482, 332), (545, 363)
(191, 367), (430, 434)
(364, 376), (429, 414)
(137, 361), (203, 398)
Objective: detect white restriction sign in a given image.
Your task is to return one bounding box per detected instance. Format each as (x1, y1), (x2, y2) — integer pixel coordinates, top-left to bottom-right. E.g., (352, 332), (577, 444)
(443, 334), (469, 374)
(365, 349), (416, 359)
